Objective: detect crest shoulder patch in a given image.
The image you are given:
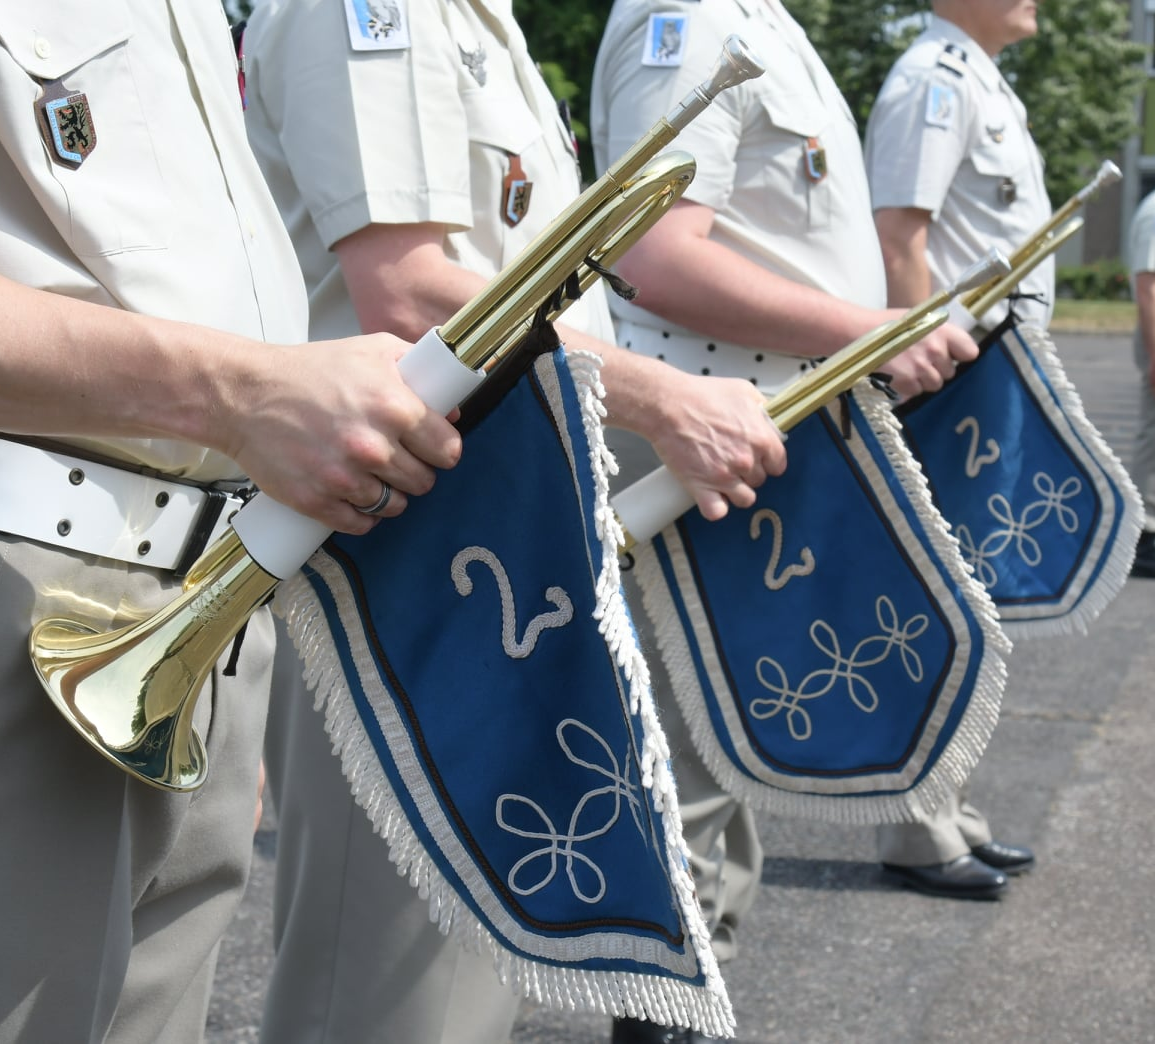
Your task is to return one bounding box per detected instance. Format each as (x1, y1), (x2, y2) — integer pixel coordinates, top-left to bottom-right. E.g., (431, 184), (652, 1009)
(925, 81), (957, 131)
(344, 0), (411, 52)
(641, 12), (689, 67)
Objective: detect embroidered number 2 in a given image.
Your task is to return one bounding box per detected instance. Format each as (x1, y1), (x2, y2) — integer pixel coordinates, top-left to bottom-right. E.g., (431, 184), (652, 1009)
(955, 416), (1001, 478)
(750, 509), (816, 591)
(451, 546), (574, 659)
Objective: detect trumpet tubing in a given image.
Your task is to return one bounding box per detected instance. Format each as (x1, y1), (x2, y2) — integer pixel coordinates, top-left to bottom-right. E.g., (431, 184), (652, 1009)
(476, 153), (697, 374)
(961, 216), (1083, 322)
(961, 159), (1120, 320)
(27, 37), (765, 791)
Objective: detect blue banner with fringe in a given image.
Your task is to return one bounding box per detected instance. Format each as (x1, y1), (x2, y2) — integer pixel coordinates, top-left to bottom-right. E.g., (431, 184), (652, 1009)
(633, 385), (1009, 824)
(275, 350), (731, 1036)
(898, 319), (1142, 638)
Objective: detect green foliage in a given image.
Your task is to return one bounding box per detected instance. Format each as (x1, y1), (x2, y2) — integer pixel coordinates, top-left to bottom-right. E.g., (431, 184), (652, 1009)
(514, 0), (614, 180)
(1001, 0), (1146, 205)
(783, 0), (926, 128)
(1056, 258), (1133, 301)
(784, 0), (1146, 208)
(223, 0), (252, 21)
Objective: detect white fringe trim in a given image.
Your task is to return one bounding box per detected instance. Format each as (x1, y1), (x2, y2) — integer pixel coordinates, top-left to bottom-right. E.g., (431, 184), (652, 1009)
(1000, 324), (1145, 639)
(274, 351), (735, 1038)
(635, 384), (1011, 826)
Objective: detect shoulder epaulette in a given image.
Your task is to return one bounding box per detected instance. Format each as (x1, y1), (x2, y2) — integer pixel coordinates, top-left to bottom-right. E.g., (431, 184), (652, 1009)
(935, 43), (968, 79)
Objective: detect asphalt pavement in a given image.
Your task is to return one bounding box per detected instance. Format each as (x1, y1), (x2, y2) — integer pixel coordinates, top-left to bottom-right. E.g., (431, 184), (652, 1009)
(208, 330), (1155, 1044)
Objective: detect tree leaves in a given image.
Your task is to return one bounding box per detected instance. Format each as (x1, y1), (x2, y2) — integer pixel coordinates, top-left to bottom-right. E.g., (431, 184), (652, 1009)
(783, 0), (1145, 206)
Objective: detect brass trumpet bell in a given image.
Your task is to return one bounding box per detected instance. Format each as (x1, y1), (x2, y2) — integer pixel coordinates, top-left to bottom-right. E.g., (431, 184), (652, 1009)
(29, 531), (277, 791)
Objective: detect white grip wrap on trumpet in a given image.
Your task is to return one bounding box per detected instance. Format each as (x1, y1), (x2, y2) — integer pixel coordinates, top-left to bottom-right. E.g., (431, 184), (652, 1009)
(396, 327), (488, 414)
(231, 495), (331, 580)
(946, 295), (978, 333)
(612, 465), (695, 547)
(232, 328), (487, 580)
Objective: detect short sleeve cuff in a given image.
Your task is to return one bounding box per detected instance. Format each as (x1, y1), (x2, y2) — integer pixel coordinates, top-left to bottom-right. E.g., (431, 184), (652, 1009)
(312, 189), (474, 250)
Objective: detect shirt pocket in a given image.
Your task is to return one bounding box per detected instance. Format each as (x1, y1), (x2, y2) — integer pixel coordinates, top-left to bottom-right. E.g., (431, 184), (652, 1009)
(751, 89), (834, 232)
(966, 125), (1033, 210)
(0, 0), (173, 256)
(460, 87), (547, 259)
(461, 87), (543, 156)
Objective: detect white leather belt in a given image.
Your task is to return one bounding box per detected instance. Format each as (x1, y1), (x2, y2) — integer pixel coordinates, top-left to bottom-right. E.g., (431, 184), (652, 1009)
(615, 319), (806, 394)
(0, 439), (248, 575)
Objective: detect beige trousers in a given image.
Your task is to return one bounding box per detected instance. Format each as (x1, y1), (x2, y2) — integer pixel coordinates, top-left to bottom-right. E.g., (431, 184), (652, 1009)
(610, 429), (764, 963)
(876, 789), (993, 866)
(259, 624), (521, 1044)
(1133, 330), (1155, 533)
(0, 537), (272, 1044)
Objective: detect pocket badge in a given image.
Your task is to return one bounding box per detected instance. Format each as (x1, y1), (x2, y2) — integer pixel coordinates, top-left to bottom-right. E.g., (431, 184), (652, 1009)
(36, 79), (97, 169)
(804, 137), (827, 184)
(502, 155), (533, 227)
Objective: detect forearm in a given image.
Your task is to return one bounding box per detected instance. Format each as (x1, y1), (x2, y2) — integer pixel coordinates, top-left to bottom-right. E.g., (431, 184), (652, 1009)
(616, 234), (880, 357)
(874, 207), (934, 308)
(573, 335), (682, 440)
(0, 272), (463, 536)
(0, 275), (253, 452)
(334, 225), (491, 343)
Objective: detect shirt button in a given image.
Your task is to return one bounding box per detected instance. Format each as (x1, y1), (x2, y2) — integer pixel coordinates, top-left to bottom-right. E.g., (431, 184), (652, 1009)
(34, 37), (51, 59)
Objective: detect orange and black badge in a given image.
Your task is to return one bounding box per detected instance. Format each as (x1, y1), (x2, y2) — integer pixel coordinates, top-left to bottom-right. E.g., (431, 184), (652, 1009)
(502, 154), (533, 227)
(804, 136), (827, 184)
(36, 79), (97, 169)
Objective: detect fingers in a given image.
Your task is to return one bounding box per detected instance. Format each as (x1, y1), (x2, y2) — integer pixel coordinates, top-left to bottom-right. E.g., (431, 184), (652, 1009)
(941, 323), (980, 365)
(884, 334), (964, 398)
(331, 490), (409, 535)
(761, 416), (789, 478)
(401, 408), (463, 472)
(665, 381), (787, 522)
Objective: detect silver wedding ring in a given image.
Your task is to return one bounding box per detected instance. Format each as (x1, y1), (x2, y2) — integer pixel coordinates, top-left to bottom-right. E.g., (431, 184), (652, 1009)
(354, 482), (393, 515)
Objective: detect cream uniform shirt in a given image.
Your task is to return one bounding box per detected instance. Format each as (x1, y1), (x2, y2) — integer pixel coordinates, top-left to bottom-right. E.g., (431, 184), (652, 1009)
(591, 0), (887, 388)
(244, 0), (615, 346)
(1128, 191), (1155, 287)
(865, 15), (1053, 330)
(0, 0), (307, 482)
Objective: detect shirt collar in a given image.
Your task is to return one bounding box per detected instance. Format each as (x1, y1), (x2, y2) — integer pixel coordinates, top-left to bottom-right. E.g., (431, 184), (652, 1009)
(928, 14), (1004, 94)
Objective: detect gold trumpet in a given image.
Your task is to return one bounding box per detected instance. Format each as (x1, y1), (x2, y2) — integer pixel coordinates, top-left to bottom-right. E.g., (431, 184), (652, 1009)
(956, 159), (1121, 327)
(29, 37), (766, 792)
(613, 161), (1125, 549)
(612, 249), (1012, 550)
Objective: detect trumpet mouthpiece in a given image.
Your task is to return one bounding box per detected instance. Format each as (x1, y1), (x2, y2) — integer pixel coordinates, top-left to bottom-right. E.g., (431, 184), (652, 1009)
(1079, 160), (1123, 201)
(953, 248), (1012, 295)
(707, 35), (766, 98)
(667, 35), (765, 132)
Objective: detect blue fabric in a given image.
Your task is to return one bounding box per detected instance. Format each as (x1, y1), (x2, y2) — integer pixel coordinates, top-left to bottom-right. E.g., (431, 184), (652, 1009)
(299, 351), (705, 986)
(647, 392), (992, 803)
(900, 322), (1127, 624)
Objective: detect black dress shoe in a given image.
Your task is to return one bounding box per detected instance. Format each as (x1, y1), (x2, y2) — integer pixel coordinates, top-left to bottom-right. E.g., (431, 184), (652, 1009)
(971, 839), (1035, 875)
(610, 1016), (721, 1044)
(1131, 531), (1155, 578)
(881, 853), (1007, 899)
